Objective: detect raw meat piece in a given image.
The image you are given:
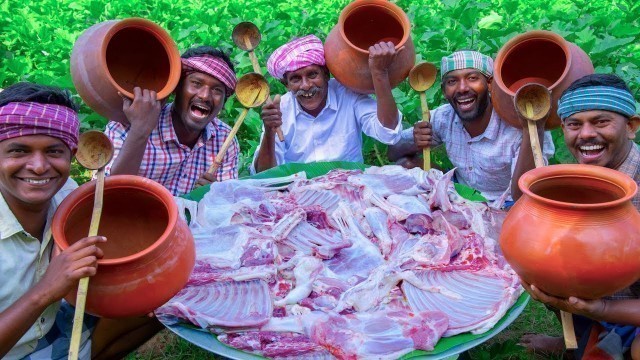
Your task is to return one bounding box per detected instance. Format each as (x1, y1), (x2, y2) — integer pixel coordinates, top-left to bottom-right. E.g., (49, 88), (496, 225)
(427, 169), (456, 211)
(403, 269), (522, 336)
(363, 207), (393, 257)
(281, 221), (351, 259)
(403, 213), (434, 235)
(275, 256), (324, 307)
(156, 279), (272, 332)
(262, 309), (449, 359)
(218, 332), (335, 359)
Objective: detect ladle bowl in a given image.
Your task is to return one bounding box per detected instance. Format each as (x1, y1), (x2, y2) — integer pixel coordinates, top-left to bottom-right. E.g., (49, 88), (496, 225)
(514, 83), (552, 122)
(232, 22), (261, 51)
(408, 62), (437, 92)
(75, 131), (114, 170)
(236, 73), (270, 108)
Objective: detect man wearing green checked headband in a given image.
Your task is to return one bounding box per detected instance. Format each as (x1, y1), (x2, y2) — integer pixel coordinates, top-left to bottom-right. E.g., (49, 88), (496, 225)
(513, 74), (640, 359)
(389, 50), (554, 203)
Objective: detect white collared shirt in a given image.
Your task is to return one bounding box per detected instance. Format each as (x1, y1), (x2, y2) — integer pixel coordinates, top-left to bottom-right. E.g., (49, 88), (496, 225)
(0, 178), (77, 359)
(251, 79), (402, 173)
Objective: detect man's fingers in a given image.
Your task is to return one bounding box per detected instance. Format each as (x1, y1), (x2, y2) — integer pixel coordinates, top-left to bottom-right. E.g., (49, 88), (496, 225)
(133, 86), (143, 99)
(273, 94), (281, 107)
(67, 236), (107, 252)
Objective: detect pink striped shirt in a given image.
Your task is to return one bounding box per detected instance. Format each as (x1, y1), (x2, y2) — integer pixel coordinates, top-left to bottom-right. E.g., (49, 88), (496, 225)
(105, 103), (239, 196)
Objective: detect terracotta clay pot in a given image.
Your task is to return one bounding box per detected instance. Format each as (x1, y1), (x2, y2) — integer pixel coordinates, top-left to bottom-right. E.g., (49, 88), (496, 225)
(491, 30), (594, 129)
(52, 175), (195, 318)
(500, 164), (640, 299)
(71, 18), (181, 123)
(324, 0), (416, 94)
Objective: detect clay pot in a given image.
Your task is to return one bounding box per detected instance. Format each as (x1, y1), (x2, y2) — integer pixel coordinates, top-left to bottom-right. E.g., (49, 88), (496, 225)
(324, 0), (416, 94)
(52, 175), (195, 318)
(71, 18), (182, 123)
(491, 30), (594, 129)
(500, 164), (640, 299)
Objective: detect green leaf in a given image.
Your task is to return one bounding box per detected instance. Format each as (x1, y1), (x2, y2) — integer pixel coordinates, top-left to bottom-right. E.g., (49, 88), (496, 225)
(478, 11), (503, 29)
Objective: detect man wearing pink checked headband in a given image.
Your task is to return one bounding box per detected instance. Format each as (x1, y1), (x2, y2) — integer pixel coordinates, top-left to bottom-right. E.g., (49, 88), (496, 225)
(0, 82), (163, 360)
(252, 36), (404, 173)
(105, 46), (240, 196)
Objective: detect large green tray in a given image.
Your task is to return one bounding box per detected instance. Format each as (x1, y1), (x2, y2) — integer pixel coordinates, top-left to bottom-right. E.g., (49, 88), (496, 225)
(169, 161), (527, 359)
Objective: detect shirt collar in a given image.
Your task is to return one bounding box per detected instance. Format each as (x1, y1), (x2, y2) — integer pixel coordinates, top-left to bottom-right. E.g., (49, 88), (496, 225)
(453, 107), (500, 141)
(162, 103), (217, 147)
(293, 79), (338, 117)
(0, 192), (23, 240)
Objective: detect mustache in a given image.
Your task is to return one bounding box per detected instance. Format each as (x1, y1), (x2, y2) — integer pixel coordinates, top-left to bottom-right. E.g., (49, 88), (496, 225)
(294, 86), (321, 98)
(577, 140), (605, 147)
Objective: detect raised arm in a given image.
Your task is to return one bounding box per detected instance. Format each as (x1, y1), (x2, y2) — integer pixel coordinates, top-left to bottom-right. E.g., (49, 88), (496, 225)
(369, 42), (402, 130)
(108, 87), (161, 176)
(253, 95), (282, 173)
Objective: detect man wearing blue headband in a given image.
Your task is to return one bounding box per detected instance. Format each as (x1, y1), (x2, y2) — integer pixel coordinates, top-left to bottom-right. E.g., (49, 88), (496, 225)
(513, 74), (640, 359)
(388, 50), (554, 203)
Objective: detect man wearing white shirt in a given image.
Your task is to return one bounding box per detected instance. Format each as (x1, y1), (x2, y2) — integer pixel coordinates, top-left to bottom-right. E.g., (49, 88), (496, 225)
(251, 35), (403, 174)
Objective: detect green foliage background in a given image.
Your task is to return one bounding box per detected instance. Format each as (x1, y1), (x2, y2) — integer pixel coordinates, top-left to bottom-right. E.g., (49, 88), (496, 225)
(2, 0), (640, 180)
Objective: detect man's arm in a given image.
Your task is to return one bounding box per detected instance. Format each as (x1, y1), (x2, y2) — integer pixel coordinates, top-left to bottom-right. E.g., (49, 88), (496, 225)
(523, 280), (640, 326)
(108, 87), (161, 176)
(369, 42), (401, 130)
(0, 236), (105, 357)
(253, 95), (282, 173)
(387, 122), (436, 162)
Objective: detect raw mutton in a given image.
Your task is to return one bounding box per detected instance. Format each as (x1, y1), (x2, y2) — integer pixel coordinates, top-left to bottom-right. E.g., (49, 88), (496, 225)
(156, 165), (522, 360)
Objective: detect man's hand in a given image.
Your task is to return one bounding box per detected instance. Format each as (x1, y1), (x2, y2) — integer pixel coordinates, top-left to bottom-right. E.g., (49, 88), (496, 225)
(36, 236), (106, 304)
(521, 278), (607, 320)
(122, 87), (162, 138)
(368, 42), (404, 75)
(195, 172), (216, 188)
(260, 94), (282, 134)
(413, 121), (433, 149)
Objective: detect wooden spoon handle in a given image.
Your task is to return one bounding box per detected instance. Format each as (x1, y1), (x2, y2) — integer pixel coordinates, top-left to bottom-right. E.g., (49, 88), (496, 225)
(69, 166), (105, 360)
(419, 91), (431, 171)
(208, 108), (250, 175)
(561, 310), (578, 349)
(525, 103), (545, 168)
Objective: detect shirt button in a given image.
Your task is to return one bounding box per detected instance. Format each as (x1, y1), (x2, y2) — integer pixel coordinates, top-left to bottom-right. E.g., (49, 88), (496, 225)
(40, 317), (45, 324)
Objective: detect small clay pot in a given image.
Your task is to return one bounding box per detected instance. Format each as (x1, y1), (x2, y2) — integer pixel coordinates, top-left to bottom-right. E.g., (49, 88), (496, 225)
(52, 175), (195, 318)
(491, 30), (594, 129)
(71, 18), (182, 123)
(500, 164), (640, 299)
(324, 0), (415, 94)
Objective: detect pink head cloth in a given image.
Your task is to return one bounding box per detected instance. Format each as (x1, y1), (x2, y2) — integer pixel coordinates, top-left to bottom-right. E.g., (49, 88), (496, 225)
(266, 35), (326, 80)
(181, 55), (237, 96)
(0, 102), (79, 151)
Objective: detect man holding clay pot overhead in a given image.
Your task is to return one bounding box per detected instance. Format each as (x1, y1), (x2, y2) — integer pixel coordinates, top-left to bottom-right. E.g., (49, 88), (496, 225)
(251, 35), (403, 174)
(105, 46), (239, 196)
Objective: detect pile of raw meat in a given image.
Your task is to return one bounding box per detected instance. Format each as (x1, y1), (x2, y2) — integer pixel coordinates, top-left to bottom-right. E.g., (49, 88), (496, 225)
(157, 165), (522, 359)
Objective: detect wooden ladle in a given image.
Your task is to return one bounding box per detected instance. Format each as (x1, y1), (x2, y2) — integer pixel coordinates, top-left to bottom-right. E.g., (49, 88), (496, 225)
(232, 22), (284, 142)
(208, 72), (270, 175)
(68, 131), (114, 360)
(514, 83), (578, 350)
(408, 62), (438, 170)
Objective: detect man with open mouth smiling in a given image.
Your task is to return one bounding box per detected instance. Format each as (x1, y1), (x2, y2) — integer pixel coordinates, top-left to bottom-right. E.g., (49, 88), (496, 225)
(0, 82), (162, 360)
(251, 35), (403, 174)
(105, 46), (239, 196)
(512, 74), (640, 359)
(388, 50), (554, 203)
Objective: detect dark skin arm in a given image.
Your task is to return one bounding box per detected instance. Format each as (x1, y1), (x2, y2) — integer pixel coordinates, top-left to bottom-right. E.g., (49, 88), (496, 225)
(387, 121), (433, 162)
(254, 94), (282, 173)
(510, 117), (547, 201)
(522, 279), (640, 326)
(0, 236), (106, 357)
(369, 42), (403, 130)
(109, 87), (162, 176)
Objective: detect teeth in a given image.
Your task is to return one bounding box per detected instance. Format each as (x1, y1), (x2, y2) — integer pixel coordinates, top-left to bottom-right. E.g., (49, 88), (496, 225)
(24, 178), (50, 184)
(580, 145), (604, 151)
(458, 98), (474, 104)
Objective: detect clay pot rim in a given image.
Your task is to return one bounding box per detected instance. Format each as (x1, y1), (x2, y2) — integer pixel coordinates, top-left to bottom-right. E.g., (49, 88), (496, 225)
(338, 0), (411, 55)
(518, 164), (638, 209)
(493, 30), (572, 96)
(100, 17), (181, 100)
(52, 175), (178, 266)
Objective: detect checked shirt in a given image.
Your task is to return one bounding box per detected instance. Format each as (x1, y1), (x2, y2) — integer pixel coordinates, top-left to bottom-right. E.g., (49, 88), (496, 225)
(105, 103), (239, 196)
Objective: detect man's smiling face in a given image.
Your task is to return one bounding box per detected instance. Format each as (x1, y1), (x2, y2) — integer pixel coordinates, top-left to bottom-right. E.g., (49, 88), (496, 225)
(442, 69), (491, 122)
(0, 135), (71, 210)
(562, 110), (640, 168)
